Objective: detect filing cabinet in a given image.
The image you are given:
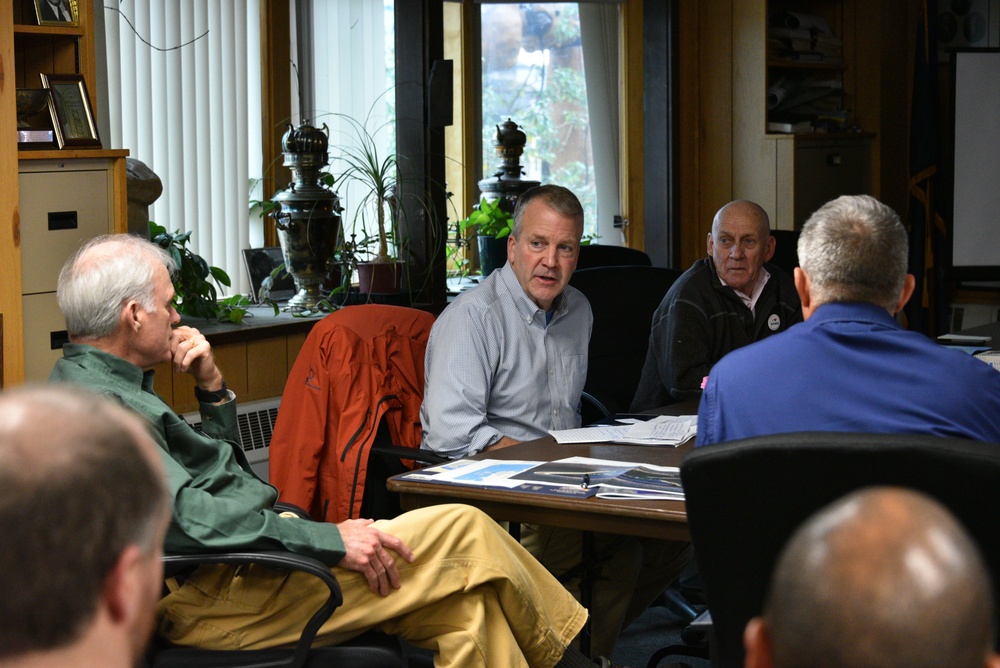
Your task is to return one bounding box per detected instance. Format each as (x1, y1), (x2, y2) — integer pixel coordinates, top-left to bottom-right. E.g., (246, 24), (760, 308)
(21, 293), (69, 382)
(792, 136), (872, 227)
(1, 2), (128, 385)
(17, 156), (127, 382)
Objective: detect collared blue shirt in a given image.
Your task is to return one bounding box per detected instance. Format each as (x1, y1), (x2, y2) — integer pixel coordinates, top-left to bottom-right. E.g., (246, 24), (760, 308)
(421, 262), (593, 457)
(697, 301), (1000, 445)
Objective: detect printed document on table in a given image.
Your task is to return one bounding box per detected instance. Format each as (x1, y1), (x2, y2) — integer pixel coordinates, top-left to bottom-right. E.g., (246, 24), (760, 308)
(550, 415), (697, 446)
(508, 456), (685, 500)
(396, 456), (685, 500)
(398, 459), (540, 488)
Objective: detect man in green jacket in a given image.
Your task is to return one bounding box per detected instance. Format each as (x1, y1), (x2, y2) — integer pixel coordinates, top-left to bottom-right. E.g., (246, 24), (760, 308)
(50, 234), (602, 668)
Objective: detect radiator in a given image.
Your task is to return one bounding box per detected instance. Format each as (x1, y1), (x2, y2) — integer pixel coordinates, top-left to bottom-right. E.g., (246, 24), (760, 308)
(182, 396), (281, 482)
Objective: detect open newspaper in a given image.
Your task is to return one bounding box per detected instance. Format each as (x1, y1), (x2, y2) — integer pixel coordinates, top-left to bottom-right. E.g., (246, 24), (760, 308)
(396, 456), (683, 500)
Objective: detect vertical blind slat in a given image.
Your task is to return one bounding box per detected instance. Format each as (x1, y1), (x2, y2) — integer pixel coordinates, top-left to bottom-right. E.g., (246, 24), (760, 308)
(104, 0), (260, 296)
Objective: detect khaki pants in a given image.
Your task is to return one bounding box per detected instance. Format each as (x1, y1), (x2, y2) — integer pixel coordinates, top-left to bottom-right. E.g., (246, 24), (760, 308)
(157, 504), (587, 668)
(521, 524), (691, 659)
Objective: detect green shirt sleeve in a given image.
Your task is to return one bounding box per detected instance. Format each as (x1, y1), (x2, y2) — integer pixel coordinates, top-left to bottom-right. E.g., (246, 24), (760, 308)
(155, 400), (347, 566)
(50, 344), (347, 566)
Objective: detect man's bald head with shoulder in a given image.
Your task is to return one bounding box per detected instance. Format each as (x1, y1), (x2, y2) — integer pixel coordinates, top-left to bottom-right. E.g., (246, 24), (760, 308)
(745, 487), (1000, 668)
(0, 385), (172, 666)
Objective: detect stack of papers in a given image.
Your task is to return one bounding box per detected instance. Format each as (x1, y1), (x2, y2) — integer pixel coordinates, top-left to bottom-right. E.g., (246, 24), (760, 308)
(937, 333), (992, 355)
(398, 456), (684, 500)
(549, 415), (697, 447)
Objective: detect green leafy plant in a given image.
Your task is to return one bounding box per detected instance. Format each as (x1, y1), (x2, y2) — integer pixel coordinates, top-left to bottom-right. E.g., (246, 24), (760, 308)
(459, 197), (513, 239)
(329, 114), (405, 265)
(217, 294), (256, 324)
(149, 221), (249, 324)
(445, 239), (472, 278)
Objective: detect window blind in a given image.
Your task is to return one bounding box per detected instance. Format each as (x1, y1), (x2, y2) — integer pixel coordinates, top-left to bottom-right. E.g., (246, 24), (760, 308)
(105, 1), (262, 296)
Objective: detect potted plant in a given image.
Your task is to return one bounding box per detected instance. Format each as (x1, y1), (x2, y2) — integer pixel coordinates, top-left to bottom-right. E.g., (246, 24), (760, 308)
(149, 222), (252, 324)
(329, 114), (421, 295)
(459, 197), (513, 276)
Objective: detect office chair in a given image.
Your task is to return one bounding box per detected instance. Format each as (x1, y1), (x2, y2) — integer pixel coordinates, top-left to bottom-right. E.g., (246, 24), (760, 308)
(655, 431), (1000, 668)
(270, 304), (444, 523)
(148, 552), (403, 667)
(767, 229), (799, 276)
(568, 266), (682, 424)
(147, 504), (403, 667)
(576, 244), (652, 270)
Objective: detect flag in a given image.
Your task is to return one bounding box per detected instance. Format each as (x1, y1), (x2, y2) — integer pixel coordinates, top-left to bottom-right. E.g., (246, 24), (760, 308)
(905, 0), (944, 334)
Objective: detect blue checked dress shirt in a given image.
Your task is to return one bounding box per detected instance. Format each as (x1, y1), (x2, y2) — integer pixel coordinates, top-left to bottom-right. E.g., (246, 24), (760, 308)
(421, 262), (593, 458)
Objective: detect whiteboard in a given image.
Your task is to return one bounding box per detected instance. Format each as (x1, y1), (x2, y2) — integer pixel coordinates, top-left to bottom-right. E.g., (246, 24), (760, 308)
(952, 50), (1000, 267)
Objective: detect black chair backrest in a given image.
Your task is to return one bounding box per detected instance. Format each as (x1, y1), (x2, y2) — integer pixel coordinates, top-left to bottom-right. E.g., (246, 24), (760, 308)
(768, 229), (799, 275)
(681, 432), (1000, 668)
(576, 244), (652, 270)
(569, 266), (682, 419)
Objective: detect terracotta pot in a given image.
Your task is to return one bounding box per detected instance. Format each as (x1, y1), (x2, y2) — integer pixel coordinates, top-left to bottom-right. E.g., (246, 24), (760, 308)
(357, 261), (406, 294)
(477, 235), (509, 276)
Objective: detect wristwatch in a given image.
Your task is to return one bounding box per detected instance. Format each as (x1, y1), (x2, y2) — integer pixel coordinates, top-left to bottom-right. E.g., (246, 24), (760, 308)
(194, 381), (230, 404)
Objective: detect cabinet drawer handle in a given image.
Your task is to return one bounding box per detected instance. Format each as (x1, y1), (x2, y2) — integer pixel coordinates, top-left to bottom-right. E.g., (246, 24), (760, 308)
(826, 153), (843, 167)
(48, 211), (78, 230)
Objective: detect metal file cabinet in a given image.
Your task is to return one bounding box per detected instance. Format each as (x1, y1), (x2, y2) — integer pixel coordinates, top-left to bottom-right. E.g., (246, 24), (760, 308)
(18, 158), (120, 381)
(792, 136), (873, 227)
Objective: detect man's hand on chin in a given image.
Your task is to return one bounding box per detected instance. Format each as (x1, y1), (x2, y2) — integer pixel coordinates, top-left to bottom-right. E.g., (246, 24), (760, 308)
(170, 326), (223, 389)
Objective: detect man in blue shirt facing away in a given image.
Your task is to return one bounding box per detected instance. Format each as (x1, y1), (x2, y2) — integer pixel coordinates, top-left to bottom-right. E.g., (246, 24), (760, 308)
(697, 194), (1000, 446)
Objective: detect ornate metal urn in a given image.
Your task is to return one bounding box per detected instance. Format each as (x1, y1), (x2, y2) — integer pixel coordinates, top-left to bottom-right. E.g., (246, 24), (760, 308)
(477, 118), (540, 214)
(473, 118), (539, 274)
(270, 121), (342, 312)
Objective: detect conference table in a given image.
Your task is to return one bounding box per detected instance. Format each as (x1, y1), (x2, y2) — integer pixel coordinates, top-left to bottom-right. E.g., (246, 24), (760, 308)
(387, 401), (699, 543)
(388, 402), (699, 656)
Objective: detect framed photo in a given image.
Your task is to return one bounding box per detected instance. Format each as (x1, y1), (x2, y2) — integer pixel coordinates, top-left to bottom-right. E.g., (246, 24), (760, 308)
(34, 0), (79, 27)
(39, 73), (101, 149)
(242, 247), (297, 303)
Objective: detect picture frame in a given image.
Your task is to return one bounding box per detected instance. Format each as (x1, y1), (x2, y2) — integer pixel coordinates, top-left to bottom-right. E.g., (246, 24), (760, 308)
(39, 73), (101, 149)
(33, 0), (79, 27)
(242, 247), (297, 303)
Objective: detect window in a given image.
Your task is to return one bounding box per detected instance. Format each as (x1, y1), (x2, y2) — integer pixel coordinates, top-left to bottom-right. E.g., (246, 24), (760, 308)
(478, 2), (622, 243)
(298, 0), (397, 257)
(105, 1), (262, 296)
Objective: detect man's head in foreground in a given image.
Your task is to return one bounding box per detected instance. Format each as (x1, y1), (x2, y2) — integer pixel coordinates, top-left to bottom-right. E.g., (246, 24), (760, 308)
(507, 184), (585, 311)
(745, 487), (1000, 668)
(0, 385), (171, 666)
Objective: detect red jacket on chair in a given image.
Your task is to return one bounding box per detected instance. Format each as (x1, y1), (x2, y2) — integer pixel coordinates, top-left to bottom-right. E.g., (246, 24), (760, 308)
(270, 304), (435, 522)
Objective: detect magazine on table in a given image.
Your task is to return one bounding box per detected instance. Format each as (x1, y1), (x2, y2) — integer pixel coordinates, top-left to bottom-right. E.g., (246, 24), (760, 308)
(396, 456), (684, 500)
(508, 456), (683, 500)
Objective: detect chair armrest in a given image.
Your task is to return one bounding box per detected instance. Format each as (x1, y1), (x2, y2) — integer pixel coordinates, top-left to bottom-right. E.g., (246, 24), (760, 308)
(581, 390), (611, 421)
(370, 443), (449, 467)
(163, 551), (340, 667)
(274, 501), (311, 518)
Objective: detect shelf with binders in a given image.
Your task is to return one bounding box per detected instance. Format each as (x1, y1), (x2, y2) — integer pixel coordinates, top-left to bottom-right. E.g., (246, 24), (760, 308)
(766, 72), (852, 134)
(765, 0), (857, 135)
